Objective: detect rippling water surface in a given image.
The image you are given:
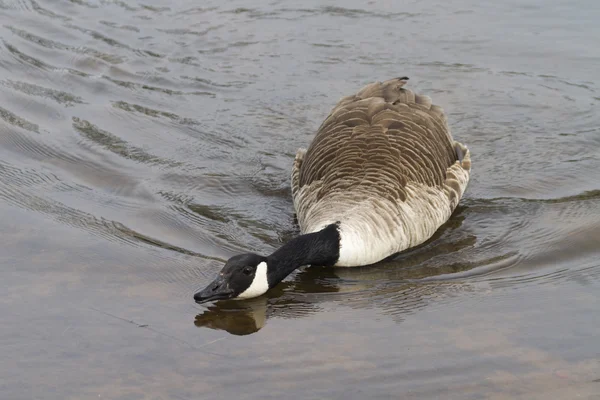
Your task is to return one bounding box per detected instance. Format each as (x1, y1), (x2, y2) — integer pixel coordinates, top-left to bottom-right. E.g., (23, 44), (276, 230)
(1, 0), (599, 399)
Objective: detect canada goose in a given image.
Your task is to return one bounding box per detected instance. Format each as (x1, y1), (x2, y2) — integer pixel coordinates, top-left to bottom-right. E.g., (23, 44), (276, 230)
(194, 77), (471, 304)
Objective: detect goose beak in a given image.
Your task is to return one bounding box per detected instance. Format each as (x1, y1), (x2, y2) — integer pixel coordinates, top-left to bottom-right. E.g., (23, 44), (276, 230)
(194, 276), (234, 304)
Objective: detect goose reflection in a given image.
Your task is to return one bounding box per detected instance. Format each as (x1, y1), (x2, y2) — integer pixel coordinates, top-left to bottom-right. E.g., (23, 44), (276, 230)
(194, 206), (485, 336)
(194, 267), (339, 335)
(194, 298), (268, 336)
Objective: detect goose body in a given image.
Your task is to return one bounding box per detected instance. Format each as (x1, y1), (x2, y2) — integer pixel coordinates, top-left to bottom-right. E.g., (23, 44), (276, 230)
(291, 77), (471, 267)
(194, 77), (471, 304)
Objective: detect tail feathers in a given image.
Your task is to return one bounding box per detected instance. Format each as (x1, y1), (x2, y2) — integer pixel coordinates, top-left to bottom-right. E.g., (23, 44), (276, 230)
(454, 141), (471, 171)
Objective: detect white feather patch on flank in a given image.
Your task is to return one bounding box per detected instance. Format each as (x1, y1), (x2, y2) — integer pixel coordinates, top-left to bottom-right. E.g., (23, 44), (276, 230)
(298, 168), (470, 267)
(237, 261), (269, 299)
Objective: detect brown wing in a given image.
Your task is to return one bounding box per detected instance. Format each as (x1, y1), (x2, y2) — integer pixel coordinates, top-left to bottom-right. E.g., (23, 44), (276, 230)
(298, 77), (458, 203)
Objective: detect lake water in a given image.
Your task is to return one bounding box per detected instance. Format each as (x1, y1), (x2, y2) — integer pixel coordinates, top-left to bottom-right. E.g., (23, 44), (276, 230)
(1, 0), (599, 399)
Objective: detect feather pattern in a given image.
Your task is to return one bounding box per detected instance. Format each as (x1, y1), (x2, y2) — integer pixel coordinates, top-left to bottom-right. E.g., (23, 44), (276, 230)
(291, 77), (471, 267)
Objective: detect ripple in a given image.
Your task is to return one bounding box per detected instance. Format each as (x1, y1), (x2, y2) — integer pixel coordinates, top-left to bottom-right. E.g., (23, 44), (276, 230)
(72, 117), (183, 168)
(0, 142), (220, 267)
(465, 192), (600, 288)
(64, 22), (162, 59)
(3, 40), (50, 70)
(102, 75), (215, 97)
(0, 172), (136, 248)
(139, 4), (170, 13)
(68, 0), (103, 8)
(157, 174), (253, 199)
(0, 106), (39, 132)
(311, 42), (351, 49)
(111, 100), (199, 125)
(29, 0), (70, 20)
(163, 204), (253, 255)
(278, 6), (423, 20)
(173, 6), (217, 16)
(0, 79), (84, 106)
(0, 160), (70, 190)
(98, 20), (139, 32)
(0, 0), (31, 11)
(157, 25), (223, 37)
(197, 41), (259, 54)
(5, 25), (124, 64)
(0, 127), (80, 165)
(2, 39), (91, 78)
(417, 61), (488, 73)
(179, 75), (250, 90)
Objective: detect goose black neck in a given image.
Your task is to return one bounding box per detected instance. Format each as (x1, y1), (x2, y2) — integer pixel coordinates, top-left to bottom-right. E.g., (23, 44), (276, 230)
(266, 223), (340, 286)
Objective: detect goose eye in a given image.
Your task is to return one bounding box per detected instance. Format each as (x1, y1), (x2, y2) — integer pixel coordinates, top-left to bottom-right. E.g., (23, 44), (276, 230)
(242, 267), (253, 275)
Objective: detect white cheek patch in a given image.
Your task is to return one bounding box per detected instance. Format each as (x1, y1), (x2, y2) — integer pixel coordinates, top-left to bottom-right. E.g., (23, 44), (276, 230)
(237, 262), (269, 299)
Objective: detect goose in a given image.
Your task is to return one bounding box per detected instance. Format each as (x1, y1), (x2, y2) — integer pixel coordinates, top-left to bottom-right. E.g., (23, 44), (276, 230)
(194, 77), (471, 304)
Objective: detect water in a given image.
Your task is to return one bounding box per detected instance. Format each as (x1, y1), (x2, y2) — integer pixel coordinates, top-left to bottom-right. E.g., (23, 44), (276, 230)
(1, 0), (599, 398)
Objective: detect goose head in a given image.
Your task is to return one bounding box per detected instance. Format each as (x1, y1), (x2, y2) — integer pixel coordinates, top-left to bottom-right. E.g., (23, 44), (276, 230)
(194, 223), (341, 304)
(194, 253), (270, 304)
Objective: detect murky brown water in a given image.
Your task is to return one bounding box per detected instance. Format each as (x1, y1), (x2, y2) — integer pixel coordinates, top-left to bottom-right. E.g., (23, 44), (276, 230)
(1, 0), (599, 399)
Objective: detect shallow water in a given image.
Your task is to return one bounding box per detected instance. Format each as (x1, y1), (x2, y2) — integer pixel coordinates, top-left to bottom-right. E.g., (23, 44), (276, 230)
(1, 0), (599, 399)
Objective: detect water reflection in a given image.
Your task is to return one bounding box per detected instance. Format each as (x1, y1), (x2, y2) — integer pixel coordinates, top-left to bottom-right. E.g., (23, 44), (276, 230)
(195, 298), (269, 336)
(194, 267), (339, 335)
(193, 257), (485, 335)
(194, 208), (482, 335)
(194, 189), (600, 336)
